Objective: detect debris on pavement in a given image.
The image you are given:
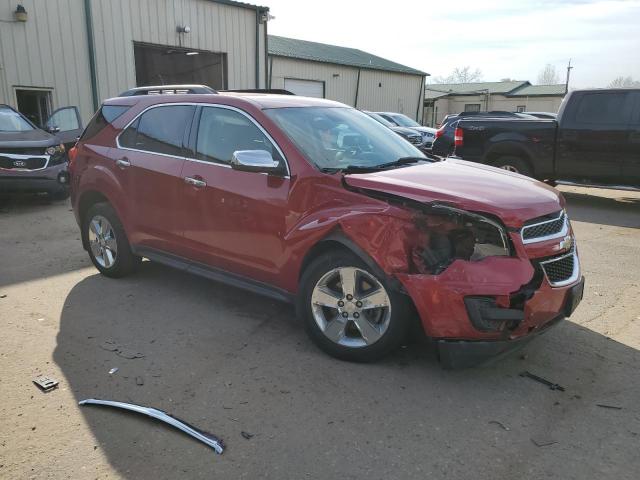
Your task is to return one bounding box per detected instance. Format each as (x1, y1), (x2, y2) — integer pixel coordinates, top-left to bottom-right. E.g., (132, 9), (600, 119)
(108, 368), (119, 375)
(32, 376), (59, 392)
(0, 294), (7, 298)
(531, 436), (558, 447)
(99, 340), (145, 359)
(520, 371), (565, 391)
(78, 399), (225, 454)
(488, 420), (510, 431)
(135, 376), (144, 386)
(596, 404), (622, 410)
(241, 431), (254, 440)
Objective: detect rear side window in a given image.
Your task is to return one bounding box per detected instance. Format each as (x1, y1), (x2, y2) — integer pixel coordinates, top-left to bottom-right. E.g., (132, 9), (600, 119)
(81, 105), (130, 141)
(119, 105), (195, 156)
(195, 106), (282, 165)
(574, 92), (631, 125)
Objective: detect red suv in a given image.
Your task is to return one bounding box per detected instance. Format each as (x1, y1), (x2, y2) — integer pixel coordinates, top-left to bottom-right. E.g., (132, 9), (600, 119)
(70, 93), (584, 367)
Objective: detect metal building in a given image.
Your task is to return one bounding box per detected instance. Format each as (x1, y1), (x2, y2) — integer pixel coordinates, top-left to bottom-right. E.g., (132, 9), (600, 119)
(0, 0), (269, 128)
(268, 35), (428, 121)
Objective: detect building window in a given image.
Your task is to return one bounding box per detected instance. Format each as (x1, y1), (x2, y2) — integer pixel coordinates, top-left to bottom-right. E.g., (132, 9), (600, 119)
(516, 105), (526, 113)
(464, 104), (481, 112)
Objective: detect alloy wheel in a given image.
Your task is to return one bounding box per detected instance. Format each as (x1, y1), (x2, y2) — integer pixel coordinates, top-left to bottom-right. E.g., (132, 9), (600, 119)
(88, 215), (118, 268)
(310, 267), (392, 348)
(500, 164), (520, 173)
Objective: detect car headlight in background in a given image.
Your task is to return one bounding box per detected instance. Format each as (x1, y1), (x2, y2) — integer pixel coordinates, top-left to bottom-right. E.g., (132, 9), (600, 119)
(412, 205), (512, 274)
(46, 144), (65, 156)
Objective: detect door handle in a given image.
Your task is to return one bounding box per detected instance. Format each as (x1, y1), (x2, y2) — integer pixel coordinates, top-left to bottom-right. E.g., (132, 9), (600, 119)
(115, 158), (131, 168)
(184, 176), (207, 188)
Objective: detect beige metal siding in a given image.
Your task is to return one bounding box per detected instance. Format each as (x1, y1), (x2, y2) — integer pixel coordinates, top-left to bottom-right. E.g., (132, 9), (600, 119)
(270, 57), (358, 106)
(357, 69), (423, 120)
(89, 0), (263, 102)
(270, 57), (424, 120)
(0, 0), (94, 124)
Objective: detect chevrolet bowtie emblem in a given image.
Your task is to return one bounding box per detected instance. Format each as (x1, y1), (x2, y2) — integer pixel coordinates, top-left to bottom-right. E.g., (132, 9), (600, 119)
(559, 236), (573, 251)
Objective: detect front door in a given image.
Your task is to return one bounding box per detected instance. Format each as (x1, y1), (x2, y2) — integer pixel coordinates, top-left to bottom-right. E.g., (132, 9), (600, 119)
(45, 106), (83, 148)
(180, 105), (291, 286)
(117, 104), (195, 252)
(556, 90), (634, 184)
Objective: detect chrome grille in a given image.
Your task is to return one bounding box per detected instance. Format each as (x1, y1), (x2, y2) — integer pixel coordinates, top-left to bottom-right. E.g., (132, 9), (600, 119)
(540, 247), (579, 287)
(0, 155), (49, 170)
(408, 135), (422, 145)
(521, 210), (568, 243)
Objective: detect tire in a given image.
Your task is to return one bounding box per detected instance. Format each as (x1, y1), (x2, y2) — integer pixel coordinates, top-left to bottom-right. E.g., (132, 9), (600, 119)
(490, 156), (533, 177)
(298, 250), (412, 362)
(82, 202), (140, 278)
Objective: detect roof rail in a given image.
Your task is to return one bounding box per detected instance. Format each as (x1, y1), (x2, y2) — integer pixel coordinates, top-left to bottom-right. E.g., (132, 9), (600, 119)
(118, 85), (218, 97)
(220, 89), (295, 95)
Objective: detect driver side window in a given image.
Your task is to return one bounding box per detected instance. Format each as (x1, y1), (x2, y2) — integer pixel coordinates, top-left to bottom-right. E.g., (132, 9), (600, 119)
(195, 107), (282, 166)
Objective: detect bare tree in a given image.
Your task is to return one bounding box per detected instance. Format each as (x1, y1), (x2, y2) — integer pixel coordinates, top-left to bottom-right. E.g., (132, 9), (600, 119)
(432, 66), (483, 84)
(608, 76), (640, 88)
(537, 64), (560, 85)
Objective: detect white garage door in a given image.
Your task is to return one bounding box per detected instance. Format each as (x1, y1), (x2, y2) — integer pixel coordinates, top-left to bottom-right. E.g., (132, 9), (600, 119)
(284, 78), (324, 98)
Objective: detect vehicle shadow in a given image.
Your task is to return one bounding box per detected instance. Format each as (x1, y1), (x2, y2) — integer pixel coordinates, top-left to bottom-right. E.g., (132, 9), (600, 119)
(54, 261), (640, 479)
(561, 190), (640, 229)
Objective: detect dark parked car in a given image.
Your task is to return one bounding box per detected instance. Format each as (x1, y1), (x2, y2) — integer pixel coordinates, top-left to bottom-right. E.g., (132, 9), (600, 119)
(363, 111), (424, 148)
(453, 88), (640, 188)
(0, 104), (82, 199)
(375, 112), (436, 149)
(432, 111), (536, 157)
(69, 93), (583, 368)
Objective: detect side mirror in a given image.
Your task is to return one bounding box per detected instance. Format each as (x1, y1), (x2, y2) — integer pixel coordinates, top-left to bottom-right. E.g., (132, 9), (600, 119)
(47, 126), (60, 134)
(230, 150), (280, 173)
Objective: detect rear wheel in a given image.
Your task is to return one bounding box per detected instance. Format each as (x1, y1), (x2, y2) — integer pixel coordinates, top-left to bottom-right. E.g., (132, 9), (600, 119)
(83, 202), (140, 278)
(490, 156), (533, 177)
(299, 251), (411, 362)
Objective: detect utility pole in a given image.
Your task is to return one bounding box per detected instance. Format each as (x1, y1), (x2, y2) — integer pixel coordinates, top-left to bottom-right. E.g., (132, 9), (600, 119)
(565, 59), (573, 94)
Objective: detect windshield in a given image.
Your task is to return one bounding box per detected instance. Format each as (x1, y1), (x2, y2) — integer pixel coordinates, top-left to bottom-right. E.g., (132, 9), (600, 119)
(0, 106), (34, 132)
(366, 112), (395, 128)
(265, 107), (424, 171)
(389, 113), (421, 128)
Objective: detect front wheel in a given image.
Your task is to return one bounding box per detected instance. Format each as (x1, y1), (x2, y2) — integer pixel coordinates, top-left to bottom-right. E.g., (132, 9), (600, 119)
(299, 251), (411, 362)
(83, 202), (140, 278)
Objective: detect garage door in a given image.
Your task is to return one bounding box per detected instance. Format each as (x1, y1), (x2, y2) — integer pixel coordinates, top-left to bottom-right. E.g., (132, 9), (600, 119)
(284, 78), (324, 98)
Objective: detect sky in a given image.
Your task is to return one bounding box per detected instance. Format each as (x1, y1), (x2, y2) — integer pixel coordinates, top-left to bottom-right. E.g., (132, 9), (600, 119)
(264, 0), (640, 88)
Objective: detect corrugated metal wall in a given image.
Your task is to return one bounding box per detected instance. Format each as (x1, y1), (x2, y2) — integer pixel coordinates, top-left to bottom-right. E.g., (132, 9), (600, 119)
(270, 57), (424, 120)
(89, 0), (264, 102)
(0, 0), (265, 124)
(0, 0), (94, 124)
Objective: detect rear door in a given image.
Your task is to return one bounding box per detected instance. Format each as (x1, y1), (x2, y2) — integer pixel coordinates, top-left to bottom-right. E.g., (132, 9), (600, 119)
(117, 104), (195, 252)
(180, 104), (291, 286)
(556, 91), (633, 184)
(45, 106), (83, 148)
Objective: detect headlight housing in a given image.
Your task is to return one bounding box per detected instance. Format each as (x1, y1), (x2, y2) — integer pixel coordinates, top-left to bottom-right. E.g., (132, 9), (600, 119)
(412, 205), (512, 274)
(46, 144), (65, 156)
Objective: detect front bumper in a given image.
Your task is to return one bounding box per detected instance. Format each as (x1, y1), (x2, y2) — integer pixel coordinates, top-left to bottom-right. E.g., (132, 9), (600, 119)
(0, 162), (69, 194)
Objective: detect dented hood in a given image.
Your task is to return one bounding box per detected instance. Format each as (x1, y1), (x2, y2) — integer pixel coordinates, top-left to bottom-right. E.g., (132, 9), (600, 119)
(344, 158), (563, 228)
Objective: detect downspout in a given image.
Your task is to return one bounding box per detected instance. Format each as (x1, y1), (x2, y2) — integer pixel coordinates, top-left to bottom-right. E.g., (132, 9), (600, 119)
(268, 56), (273, 89)
(254, 7), (261, 88)
(263, 10), (269, 88)
(354, 68), (361, 108)
(83, 0), (99, 111)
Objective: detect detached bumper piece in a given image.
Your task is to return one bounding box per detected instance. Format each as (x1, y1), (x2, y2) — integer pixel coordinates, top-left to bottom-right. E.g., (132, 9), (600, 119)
(464, 296), (524, 332)
(437, 314), (565, 369)
(79, 399), (224, 454)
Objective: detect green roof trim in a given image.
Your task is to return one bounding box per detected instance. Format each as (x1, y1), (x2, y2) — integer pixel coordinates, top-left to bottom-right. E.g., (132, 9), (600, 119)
(425, 80), (529, 95)
(268, 35), (427, 76)
(208, 0), (268, 11)
(508, 84), (566, 96)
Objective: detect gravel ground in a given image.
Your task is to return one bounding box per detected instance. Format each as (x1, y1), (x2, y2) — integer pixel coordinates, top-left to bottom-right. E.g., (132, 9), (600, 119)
(0, 185), (639, 479)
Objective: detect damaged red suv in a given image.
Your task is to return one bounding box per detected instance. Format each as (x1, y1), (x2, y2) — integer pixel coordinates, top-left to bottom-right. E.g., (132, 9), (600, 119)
(70, 92), (584, 367)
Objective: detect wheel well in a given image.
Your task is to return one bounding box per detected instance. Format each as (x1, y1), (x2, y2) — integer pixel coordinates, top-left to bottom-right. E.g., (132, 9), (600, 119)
(485, 148), (534, 175)
(299, 240), (354, 279)
(78, 191), (110, 249)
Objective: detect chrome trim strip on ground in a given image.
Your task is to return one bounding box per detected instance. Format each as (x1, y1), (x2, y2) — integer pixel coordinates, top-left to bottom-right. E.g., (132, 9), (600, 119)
(521, 210), (569, 245)
(79, 398), (224, 454)
(0, 153), (50, 171)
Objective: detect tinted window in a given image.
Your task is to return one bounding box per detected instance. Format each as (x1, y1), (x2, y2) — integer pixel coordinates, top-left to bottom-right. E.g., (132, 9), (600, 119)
(81, 105), (130, 141)
(575, 92), (630, 125)
(120, 105), (195, 156)
(195, 107), (281, 165)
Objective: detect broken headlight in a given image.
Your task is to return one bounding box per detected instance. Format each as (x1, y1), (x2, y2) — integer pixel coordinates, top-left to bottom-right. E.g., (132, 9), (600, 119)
(413, 205), (511, 274)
